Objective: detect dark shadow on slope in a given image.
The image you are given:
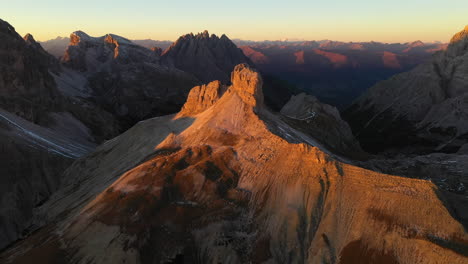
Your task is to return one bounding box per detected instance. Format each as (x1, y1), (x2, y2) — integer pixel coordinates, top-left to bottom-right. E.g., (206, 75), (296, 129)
(0, 116), (195, 253)
(357, 154), (468, 232)
(261, 74), (304, 112)
(435, 189), (468, 232)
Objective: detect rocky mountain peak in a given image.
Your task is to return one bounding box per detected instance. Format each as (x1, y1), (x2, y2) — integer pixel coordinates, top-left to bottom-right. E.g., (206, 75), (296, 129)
(0, 18), (20, 38)
(0, 19), (62, 124)
(23, 33), (36, 43)
(447, 25), (468, 57)
(23, 33), (45, 51)
(150, 46), (163, 56)
(178, 80), (226, 116)
(69, 30), (93, 45)
(409, 40), (425, 47)
(281, 93), (364, 157)
(231, 63), (264, 106)
(449, 25), (468, 44)
(201, 29), (210, 38)
(161, 31), (252, 83)
(179, 64), (263, 116)
(103, 34), (134, 46)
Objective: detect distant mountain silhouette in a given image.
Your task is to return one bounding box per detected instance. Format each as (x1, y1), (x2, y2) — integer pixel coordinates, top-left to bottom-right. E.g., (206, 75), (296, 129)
(239, 40), (446, 108)
(344, 25), (468, 154)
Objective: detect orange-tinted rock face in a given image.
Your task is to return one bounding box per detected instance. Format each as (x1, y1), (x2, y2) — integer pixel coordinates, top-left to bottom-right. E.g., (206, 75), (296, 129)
(2, 64), (467, 264)
(230, 64), (264, 106)
(179, 80), (226, 116)
(382, 51), (401, 69)
(240, 46), (269, 64)
(294, 50), (305, 64)
(344, 25), (468, 153)
(314, 49), (348, 67)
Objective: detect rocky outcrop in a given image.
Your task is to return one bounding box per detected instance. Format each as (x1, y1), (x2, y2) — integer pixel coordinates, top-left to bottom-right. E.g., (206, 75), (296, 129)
(61, 31), (199, 125)
(0, 19), (63, 124)
(0, 19), (116, 249)
(2, 64), (467, 264)
(178, 80), (227, 116)
(161, 30), (252, 83)
(281, 93), (364, 158)
(344, 25), (468, 153)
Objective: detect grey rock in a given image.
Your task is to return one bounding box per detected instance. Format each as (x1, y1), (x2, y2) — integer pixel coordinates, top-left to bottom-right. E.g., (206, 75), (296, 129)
(161, 31), (252, 83)
(281, 93), (365, 158)
(344, 25), (468, 153)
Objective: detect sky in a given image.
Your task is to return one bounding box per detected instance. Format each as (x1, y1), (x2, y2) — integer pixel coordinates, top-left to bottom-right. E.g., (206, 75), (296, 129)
(1, 0), (468, 43)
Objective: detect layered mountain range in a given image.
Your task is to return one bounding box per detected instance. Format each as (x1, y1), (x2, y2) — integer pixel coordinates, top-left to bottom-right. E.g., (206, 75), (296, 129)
(61, 30), (199, 125)
(239, 40), (446, 108)
(0, 19), (255, 249)
(41, 37), (173, 59)
(1, 17), (468, 264)
(344, 25), (468, 154)
(41, 35), (446, 109)
(2, 64), (467, 263)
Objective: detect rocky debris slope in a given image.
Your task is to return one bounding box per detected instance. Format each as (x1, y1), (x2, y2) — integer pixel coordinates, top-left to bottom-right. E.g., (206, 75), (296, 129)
(2, 64), (467, 264)
(280, 93), (365, 158)
(344, 25), (468, 153)
(162, 30), (252, 83)
(62, 31), (199, 126)
(0, 109), (95, 249)
(0, 19), (115, 249)
(358, 152), (468, 229)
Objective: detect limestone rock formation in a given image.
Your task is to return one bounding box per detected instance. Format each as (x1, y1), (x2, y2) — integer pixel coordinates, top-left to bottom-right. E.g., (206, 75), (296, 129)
(281, 93), (364, 158)
(2, 64), (467, 264)
(178, 80), (227, 116)
(161, 30), (252, 83)
(0, 110), (95, 249)
(0, 19), (114, 249)
(61, 31), (199, 125)
(344, 25), (468, 153)
(0, 19), (63, 124)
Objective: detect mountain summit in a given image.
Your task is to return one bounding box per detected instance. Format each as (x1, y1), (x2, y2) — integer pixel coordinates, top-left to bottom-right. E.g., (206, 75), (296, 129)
(162, 30), (252, 83)
(2, 64), (466, 263)
(61, 30), (198, 124)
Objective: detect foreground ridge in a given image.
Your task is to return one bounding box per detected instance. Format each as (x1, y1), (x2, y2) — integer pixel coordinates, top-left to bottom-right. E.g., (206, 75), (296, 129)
(1, 65), (467, 263)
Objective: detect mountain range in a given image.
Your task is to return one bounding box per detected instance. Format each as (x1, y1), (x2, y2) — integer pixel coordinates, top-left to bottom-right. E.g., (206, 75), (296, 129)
(344, 25), (468, 154)
(0, 19), (251, 249)
(0, 17), (467, 264)
(40, 35), (447, 108)
(2, 63), (467, 264)
(238, 40), (447, 108)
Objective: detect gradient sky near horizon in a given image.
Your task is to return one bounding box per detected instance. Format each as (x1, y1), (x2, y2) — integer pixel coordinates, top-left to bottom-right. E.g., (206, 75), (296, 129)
(2, 0), (468, 43)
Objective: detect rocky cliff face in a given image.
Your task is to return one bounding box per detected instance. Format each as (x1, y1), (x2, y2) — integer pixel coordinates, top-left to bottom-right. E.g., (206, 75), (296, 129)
(2, 64), (466, 264)
(344, 25), (468, 153)
(0, 19), (63, 124)
(62, 31), (199, 126)
(162, 30), (252, 83)
(0, 109), (95, 249)
(281, 93), (365, 158)
(0, 19), (114, 249)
